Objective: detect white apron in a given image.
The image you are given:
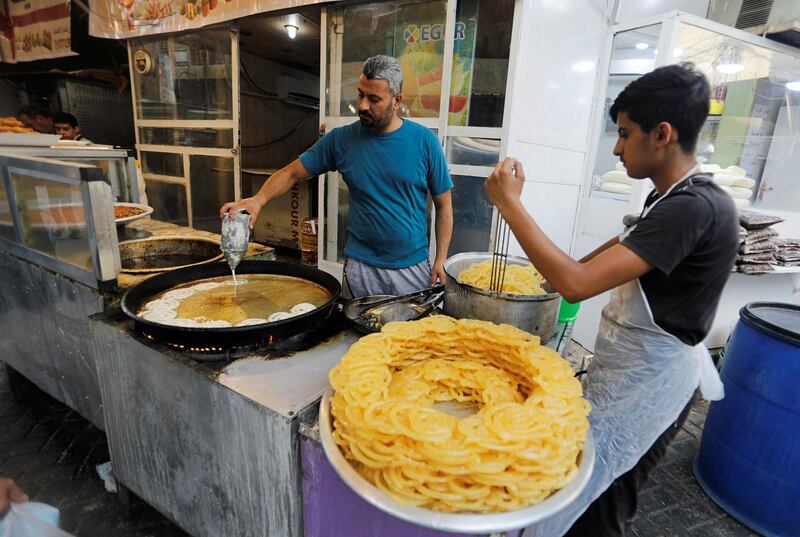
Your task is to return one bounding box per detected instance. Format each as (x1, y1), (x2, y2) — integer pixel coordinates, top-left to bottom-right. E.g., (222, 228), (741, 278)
(524, 173), (724, 537)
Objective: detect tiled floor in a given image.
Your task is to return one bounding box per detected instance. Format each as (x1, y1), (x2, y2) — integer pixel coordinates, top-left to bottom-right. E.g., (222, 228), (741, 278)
(0, 363), (758, 537)
(628, 399), (757, 537)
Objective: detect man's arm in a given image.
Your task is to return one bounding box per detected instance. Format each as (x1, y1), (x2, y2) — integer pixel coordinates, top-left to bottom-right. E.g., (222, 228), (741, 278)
(0, 476), (28, 517)
(431, 191), (453, 285)
(485, 158), (652, 303)
(219, 159), (312, 229)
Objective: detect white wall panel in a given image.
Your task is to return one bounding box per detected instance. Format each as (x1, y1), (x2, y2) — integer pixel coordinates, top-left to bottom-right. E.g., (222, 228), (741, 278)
(507, 0), (610, 153)
(569, 233), (612, 350)
(571, 291), (610, 350)
(579, 195), (628, 239)
(502, 0), (612, 258)
(505, 141), (586, 186)
(507, 182), (582, 257)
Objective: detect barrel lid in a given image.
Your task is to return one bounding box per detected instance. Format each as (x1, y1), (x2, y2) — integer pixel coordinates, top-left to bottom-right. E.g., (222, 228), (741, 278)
(741, 302), (800, 346)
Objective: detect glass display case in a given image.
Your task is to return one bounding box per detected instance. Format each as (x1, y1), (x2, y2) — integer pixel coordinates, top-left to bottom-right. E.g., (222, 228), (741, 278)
(586, 11), (800, 215)
(0, 147), (139, 204)
(0, 154), (120, 289)
(319, 0), (517, 276)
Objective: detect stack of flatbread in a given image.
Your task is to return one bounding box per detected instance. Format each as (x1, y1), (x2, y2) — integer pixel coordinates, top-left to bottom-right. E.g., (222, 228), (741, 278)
(734, 211), (784, 274)
(774, 238), (800, 268)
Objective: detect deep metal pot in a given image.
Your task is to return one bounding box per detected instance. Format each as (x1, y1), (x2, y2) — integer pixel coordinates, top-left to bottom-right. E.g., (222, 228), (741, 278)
(119, 235), (223, 273)
(443, 252), (561, 342)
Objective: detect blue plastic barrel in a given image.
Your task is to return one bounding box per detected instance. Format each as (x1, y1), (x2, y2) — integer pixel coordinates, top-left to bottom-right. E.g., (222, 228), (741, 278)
(694, 302), (800, 537)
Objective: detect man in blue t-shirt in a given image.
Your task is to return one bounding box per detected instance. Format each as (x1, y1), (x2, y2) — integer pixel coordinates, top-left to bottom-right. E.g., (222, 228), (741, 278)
(221, 55), (453, 297)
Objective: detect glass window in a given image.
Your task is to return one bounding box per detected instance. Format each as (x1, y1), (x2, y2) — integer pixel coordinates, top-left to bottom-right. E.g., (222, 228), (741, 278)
(10, 174), (94, 272)
(189, 155), (234, 233)
(591, 24), (662, 201)
(141, 151), (183, 177)
(328, 1), (447, 118)
(131, 28), (233, 120)
(676, 23), (800, 212)
(448, 174), (493, 256)
(0, 176), (16, 243)
(146, 180), (188, 226)
(139, 128), (234, 148)
(446, 137), (500, 166)
(448, 0), (513, 127)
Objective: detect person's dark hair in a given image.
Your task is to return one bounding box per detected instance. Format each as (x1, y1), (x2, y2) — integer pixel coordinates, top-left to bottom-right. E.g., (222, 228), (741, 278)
(53, 112), (79, 128)
(610, 63), (710, 154)
(18, 105), (53, 119)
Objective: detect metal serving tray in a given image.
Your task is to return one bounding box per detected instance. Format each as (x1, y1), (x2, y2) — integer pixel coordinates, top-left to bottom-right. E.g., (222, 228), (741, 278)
(318, 390), (595, 535)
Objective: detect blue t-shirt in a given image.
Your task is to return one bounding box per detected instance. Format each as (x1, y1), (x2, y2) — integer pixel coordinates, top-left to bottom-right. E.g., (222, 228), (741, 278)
(300, 120), (452, 269)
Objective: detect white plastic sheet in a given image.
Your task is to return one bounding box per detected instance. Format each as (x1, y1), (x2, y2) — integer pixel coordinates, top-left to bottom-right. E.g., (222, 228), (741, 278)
(0, 503), (73, 537)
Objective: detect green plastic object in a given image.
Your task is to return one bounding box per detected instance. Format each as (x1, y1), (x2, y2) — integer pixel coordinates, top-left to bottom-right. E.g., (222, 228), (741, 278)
(558, 298), (581, 323)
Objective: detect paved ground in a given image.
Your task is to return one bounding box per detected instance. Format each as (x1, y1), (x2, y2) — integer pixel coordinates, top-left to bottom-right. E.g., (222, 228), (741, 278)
(628, 399), (756, 537)
(0, 363), (758, 537)
(0, 366), (187, 537)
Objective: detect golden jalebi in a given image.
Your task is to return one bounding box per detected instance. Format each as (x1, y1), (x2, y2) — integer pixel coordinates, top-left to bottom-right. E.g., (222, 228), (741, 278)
(328, 316), (590, 513)
(458, 259), (547, 295)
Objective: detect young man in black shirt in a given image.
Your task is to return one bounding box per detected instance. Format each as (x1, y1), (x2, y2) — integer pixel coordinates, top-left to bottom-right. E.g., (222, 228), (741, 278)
(485, 64), (738, 536)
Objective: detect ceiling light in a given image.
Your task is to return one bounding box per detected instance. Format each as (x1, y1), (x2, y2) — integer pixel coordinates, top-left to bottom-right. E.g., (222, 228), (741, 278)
(635, 42), (649, 50)
(673, 48), (683, 58)
(284, 24), (298, 39)
(787, 81), (800, 91)
(716, 47), (743, 75)
(716, 63), (744, 74)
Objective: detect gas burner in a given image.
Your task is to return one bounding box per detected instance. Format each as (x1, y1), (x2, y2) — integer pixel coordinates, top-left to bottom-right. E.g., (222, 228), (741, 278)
(167, 312), (348, 364)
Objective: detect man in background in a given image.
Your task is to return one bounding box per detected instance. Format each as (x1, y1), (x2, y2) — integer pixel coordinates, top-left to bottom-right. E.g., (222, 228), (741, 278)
(18, 105), (54, 134)
(54, 112), (90, 142)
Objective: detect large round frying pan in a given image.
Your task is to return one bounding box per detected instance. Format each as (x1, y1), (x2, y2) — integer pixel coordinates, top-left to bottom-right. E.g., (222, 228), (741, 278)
(121, 260), (341, 352)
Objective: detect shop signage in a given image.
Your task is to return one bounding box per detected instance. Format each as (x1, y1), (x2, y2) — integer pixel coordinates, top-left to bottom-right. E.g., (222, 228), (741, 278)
(403, 22), (467, 44)
(88, 0), (327, 39)
(1, 0), (74, 63)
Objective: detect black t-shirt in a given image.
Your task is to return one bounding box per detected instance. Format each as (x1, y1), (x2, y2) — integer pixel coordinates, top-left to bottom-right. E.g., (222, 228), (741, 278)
(621, 173), (739, 345)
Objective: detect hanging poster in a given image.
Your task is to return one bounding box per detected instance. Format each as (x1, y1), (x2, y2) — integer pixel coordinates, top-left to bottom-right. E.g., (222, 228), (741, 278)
(88, 0), (326, 39)
(448, 0), (478, 126)
(393, 2), (446, 118)
(392, 0), (478, 120)
(7, 0), (74, 62)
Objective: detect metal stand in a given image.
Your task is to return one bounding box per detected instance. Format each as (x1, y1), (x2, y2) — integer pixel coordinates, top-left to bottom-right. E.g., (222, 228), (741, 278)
(117, 482), (132, 520)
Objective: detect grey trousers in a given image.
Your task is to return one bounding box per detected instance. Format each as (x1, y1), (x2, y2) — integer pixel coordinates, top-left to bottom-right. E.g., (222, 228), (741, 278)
(342, 257), (432, 298)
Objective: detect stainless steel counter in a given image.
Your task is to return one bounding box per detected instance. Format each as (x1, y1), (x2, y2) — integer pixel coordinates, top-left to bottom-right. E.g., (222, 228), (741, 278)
(88, 313), (359, 537)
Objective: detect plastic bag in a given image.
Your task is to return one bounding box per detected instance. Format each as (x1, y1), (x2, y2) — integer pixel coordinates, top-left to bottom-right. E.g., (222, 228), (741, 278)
(0, 502), (74, 537)
(738, 210), (783, 230)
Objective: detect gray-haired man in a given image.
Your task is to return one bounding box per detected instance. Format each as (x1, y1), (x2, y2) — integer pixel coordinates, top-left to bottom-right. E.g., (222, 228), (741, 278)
(221, 55), (453, 298)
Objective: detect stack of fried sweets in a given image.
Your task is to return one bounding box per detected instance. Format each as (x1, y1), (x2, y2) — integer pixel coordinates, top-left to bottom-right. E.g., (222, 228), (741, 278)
(0, 117), (37, 134)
